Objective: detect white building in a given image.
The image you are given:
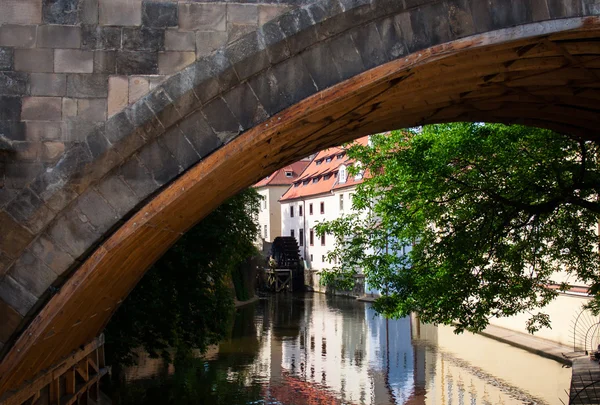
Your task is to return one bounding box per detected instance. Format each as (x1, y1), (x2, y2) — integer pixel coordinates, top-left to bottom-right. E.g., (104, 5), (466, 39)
(254, 161), (310, 247)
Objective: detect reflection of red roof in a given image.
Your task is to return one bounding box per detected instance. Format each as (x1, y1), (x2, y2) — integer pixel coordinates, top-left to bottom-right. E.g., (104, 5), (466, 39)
(254, 160), (311, 188)
(280, 136), (369, 202)
(267, 371), (358, 405)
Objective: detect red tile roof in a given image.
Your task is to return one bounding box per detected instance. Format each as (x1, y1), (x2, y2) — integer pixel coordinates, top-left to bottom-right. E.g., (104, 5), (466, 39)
(280, 136), (369, 202)
(254, 160), (311, 188)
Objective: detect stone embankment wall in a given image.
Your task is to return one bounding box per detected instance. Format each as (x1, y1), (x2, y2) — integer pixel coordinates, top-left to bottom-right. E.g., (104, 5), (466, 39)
(0, 0), (297, 351)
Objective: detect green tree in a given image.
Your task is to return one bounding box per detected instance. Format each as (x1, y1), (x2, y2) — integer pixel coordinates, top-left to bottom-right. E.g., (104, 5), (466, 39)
(316, 123), (600, 333)
(105, 188), (261, 365)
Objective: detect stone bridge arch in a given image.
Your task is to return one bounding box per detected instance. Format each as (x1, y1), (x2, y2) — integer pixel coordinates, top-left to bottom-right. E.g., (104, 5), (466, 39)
(0, 0), (600, 396)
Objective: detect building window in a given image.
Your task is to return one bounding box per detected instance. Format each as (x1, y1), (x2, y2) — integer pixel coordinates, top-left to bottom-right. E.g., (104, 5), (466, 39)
(326, 157), (332, 163)
(299, 229), (304, 246)
(310, 229), (314, 246)
(310, 254), (313, 262)
(309, 203), (313, 215)
(285, 171), (293, 177)
(263, 196), (267, 209)
(339, 194), (344, 211)
(320, 202), (325, 214)
(291, 229), (295, 238)
(316, 159), (323, 166)
(321, 233), (325, 246)
(299, 205), (303, 216)
(339, 165), (347, 184)
(312, 178), (319, 183)
(263, 225), (267, 239)
(290, 206), (294, 217)
(322, 255), (325, 262)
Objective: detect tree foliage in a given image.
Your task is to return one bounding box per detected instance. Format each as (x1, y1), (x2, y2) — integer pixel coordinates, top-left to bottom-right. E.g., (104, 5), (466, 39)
(105, 188), (261, 365)
(316, 123), (600, 333)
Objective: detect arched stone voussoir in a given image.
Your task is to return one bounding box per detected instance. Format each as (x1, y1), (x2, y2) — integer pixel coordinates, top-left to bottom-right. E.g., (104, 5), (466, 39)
(0, 0), (600, 395)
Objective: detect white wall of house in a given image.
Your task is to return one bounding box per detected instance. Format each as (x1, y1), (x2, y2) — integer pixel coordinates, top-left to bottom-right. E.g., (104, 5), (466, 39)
(257, 185), (289, 244)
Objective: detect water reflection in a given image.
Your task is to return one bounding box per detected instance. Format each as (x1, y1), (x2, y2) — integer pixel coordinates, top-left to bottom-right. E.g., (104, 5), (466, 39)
(110, 293), (569, 405)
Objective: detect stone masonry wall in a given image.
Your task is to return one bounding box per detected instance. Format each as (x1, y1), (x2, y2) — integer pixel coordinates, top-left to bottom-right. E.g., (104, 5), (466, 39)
(0, 0), (299, 211)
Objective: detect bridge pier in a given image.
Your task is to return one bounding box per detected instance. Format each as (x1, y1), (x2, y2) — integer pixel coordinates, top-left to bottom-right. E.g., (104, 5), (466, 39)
(0, 336), (108, 405)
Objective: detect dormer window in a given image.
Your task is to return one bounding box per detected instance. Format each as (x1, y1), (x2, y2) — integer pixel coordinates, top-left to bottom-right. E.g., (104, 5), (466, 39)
(303, 180), (309, 186)
(339, 165), (347, 184)
(316, 159), (323, 166)
(354, 162), (364, 180)
(312, 178), (319, 183)
(326, 157), (332, 163)
(324, 174), (331, 180)
(337, 153), (344, 159)
(285, 171), (293, 178)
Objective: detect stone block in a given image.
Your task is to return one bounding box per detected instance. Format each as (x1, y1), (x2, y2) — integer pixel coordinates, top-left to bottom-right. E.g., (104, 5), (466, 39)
(30, 234), (74, 276)
(108, 75), (129, 116)
(42, 0), (79, 24)
(3, 161), (43, 189)
(202, 96), (240, 141)
(85, 125), (110, 158)
(38, 25), (81, 49)
(228, 4), (258, 25)
(401, 3), (451, 52)
(0, 298), (23, 344)
(96, 175), (139, 217)
(14, 49), (54, 73)
(446, 0), (476, 38)
(301, 42), (340, 91)
(26, 121), (63, 141)
(94, 51), (117, 73)
(247, 69), (284, 116)
(47, 209), (100, 258)
(142, 1), (178, 28)
(278, 8), (318, 54)
(4, 187), (56, 233)
(0, 275), (37, 316)
(129, 76), (149, 103)
(42, 141), (65, 161)
(546, 0), (582, 18)
(76, 189), (118, 234)
(0, 97), (21, 121)
(119, 156), (158, 200)
(99, 0), (141, 26)
(78, 98), (107, 121)
(327, 32), (365, 81)
(30, 73), (67, 96)
(22, 97), (63, 121)
(137, 139), (181, 185)
(0, 48), (13, 71)
(116, 51), (159, 74)
(179, 3), (226, 31)
(65, 119), (102, 142)
(161, 127), (199, 171)
(63, 98), (78, 118)
(55, 49), (94, 73)
(227, 23), (257, 44)
(123, 27), (165, 51)
(0, 25), (37, 48)
(270, 55), (316, 108)
(82, 26), (121, 50)
(80, 0), (99, 24)
(488, 0), (533, 29)
(376, 16), (408, 61)
(259, 5), (290, 25)
(12, 142), (42, 161)
(67, 74), (108, 98)
(222, 82), (268, 130)
(196, 31), (228, 56)
(0, 0), (42, 25)
(158, 51), (195, 74)
(0, 72), (28, 96)
(9, 251), (57, 297)
(259, 20), (290, 64)
(225, 31), (269, 80)
(0, 211), (34, 260)
(351, 21), (388, 70)
(0, 121), (26, 141)
(164, 31), (195, 52)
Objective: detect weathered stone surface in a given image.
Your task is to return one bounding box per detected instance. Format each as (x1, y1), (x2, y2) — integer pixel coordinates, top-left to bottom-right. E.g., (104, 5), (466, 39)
(9, 251), (57, 298)
(76, 189), (118, 234)
(327, 32), (365, 81)
(301, 42), (340, 91)
(26, 122), (63, 141)
(0, 25), (37, 48)
(0, 121), (26, 142)
(29, 234), (74, 276)
(228, 4), (258, 25)
(42, 0), (79, 25)
(14, 49), (54, 73)
(119, 155), (159, 199)
(179, 3), (227, 31)
(202, 97), (240, 144)
(278, 7), (318, 54)
(161, 127), (199, 171)
(42, 142), (66, 161)
(376, 15), (408, 60)
(259, 19), (290, 64)
(4, 187), (56, 233)
(55, 49), (94, 73)
(80, 0), (99, 24)
(0, 72), (28, 96)
(30, 73), (67, 97)
(129, 76), (149, 103)
(270, 55), (316, 107)
(137, 139), (181, 185)
(223, 82), (268, 130)
(351, 21), (388, 70)
(116, 51), (159, 74)
(225, 31), (269, 80)
(108, 75), (129, 116)
(142, 2), (178, 28)
(85, 125), (110, 158)
(37, 25), (81, 48)
(0, 48), (14, 71)
(227, 23), (257, 44)
(0, 0), (42, 25)
(67, 74), (109, 98)
(158, 51), (195, 74)
(0, 276), (37, 316)
(259, 4), (290, 25)
(0, 97), (22, 121)
(94, 51), (117, 73)
(96, 175), (139, 217)
(47, 209), (99, 258)
(3, 162), (44, 189)
(196, 31), (228, 56)
(0, 211), (34, 259)
(165, 30), (196, 51)
(123, 27), (165, 51)
(78, 98), (107, 121)
(99, 0), (142, 26)
(22, 97), (63, 121)
(82, 26), (121, 50)
(0, 298), (23, 344)
(63, 98), (78, 118)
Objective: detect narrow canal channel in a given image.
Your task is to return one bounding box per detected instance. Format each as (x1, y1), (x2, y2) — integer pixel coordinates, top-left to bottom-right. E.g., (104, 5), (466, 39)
(109, 294), (570, 405)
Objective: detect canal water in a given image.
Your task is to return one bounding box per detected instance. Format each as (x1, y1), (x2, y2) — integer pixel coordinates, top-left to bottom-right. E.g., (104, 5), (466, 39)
(109, 293), (570, 405)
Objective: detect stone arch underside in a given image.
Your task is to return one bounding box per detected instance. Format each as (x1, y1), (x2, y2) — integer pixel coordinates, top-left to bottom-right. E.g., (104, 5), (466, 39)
(1, 0), (600, 396)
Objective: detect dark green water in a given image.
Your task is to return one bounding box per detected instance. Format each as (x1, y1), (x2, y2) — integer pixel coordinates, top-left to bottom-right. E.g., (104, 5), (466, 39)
(108, 293), (569, 405)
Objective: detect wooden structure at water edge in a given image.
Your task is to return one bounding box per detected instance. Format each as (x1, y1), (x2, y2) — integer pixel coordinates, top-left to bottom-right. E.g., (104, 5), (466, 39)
(266, 237), (304, 293)
(0, 336), (108, 405)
